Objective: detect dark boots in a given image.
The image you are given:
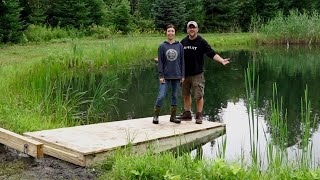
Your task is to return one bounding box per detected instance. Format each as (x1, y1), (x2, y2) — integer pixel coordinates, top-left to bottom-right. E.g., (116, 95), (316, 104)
(153, 106), (160, 124)
(170, 106), (181, 124)
(153, 106), (181, 124)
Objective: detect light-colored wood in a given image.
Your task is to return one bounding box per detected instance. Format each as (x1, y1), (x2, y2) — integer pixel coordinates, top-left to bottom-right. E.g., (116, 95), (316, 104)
(84, 126), (225, 167)
(24, 115), (226, 166)
(43, 145), (85, 166)
(0, 128), (43, 158)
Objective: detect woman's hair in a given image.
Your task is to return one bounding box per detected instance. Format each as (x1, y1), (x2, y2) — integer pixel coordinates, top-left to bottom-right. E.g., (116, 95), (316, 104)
(165, 24), (176, 36)
(166, 24), (175, 30)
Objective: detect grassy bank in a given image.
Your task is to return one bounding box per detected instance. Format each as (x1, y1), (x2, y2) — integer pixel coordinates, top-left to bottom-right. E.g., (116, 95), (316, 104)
(93, 63), (320, 179)
(96, 150), (320, 180)
(0, 33), (253, 133)
(257, 10), (320, 44)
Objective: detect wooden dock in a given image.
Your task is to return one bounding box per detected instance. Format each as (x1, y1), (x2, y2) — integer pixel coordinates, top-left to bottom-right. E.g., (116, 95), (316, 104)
(23, 115), (226, 167)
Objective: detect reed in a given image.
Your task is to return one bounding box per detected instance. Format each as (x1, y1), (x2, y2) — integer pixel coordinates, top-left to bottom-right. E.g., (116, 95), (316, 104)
(244, 61), (261, 166)
(258, 10), (320, 44)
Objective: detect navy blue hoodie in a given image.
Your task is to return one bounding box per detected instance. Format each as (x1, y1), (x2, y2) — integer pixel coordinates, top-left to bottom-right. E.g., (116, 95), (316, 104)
(158, 41), (185, 79)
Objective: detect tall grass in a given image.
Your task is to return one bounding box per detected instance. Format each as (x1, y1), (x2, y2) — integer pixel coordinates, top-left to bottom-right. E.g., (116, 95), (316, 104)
(258, 10), (320, 44)
(244, 61), (261, 166)
(97, 147), (320, 180)
(22, 25), (82, 43)
(1, 43), (153, 132)
(299, 85), (317, 169)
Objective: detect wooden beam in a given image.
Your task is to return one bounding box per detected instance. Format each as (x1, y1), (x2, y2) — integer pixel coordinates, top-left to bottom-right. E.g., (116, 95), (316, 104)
(0, 128), (43, 158)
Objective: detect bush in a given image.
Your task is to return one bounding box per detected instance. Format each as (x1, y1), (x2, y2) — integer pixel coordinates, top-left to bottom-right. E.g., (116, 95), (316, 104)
(23, 25), (82, 42)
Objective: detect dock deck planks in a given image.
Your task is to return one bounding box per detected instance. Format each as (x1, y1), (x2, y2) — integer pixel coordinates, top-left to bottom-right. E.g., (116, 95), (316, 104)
(24, 115), (226, 166)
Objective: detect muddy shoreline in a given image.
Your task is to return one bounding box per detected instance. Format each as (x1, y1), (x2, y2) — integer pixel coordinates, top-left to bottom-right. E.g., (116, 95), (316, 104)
(0, 146), (99, 180)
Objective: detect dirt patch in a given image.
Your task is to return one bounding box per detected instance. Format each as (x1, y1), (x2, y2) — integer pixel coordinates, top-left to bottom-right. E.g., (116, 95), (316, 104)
(0, 146), (100, 180)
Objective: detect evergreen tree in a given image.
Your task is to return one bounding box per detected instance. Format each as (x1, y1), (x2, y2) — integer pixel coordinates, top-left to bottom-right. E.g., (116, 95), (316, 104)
(278, 0), (293, 15)
(19, 0), (31, 25)
(48, 0), (91, 28)
(203, 0), (240, 32)
(28, 1), (46, 25)
(290, 0), (315, 13)
(136, 0), (155, 19)
(255, 0), (279, 22)
(0, 0), (23, 43)
(238, 0), (256, 31)
(184, 0), (204, 29)
(153, 0), (186, 31)
(110, 0), (132, 33)
(86, 0), (106, 25)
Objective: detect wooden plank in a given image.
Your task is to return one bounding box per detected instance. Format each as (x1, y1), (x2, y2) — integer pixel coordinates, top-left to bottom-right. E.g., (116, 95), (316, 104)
(24, 115), (226, 166)
(84, 126), (226, 167)
(0, 128), (44, 158)
(43, 145), (85, 166)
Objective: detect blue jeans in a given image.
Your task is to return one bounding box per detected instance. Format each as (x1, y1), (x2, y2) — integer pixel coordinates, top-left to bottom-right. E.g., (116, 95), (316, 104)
(155, 79), (180, 107)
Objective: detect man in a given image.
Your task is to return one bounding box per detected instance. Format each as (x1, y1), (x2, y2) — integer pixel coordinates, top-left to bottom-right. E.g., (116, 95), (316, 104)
(180, 21), (230, 124)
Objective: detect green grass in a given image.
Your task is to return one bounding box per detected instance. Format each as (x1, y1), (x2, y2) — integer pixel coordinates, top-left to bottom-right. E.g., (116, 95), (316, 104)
(257, 10), (320, 44)
(96, 148), (320, 180)
(94, 61), (320, 179)
(0, 33), (254, 66)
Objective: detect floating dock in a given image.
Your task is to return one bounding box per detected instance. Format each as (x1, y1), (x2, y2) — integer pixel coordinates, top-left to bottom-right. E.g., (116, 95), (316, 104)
(18, 115), (225, 166)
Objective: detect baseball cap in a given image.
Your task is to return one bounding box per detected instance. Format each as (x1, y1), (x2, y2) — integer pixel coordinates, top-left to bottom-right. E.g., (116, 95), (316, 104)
(187, 21), (198, 28)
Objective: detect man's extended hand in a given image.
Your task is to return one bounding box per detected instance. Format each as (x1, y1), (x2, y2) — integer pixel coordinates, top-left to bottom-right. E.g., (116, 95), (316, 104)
(222, 58), (230, 65)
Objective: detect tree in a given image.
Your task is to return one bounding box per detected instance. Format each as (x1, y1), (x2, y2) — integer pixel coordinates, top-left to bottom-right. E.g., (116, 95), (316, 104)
(48, 0), (91, 28)
(255, 0), (279, 22)
(153, 0), (186, 31)
(184, 0), (204, 29)
(290, 0), (317, 13)
(28, 2), (46, 25)
(0, 0), (23, 43)
(238, 0), (256, 31)
(203, 0), (240, 32)
(136, 0), (155, 19)
(86, 0), (106, 26)
(110, 0), (132, 33)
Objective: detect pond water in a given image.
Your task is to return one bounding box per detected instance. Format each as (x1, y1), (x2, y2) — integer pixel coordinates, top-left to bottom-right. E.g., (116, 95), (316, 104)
(111, 45), (320, 165)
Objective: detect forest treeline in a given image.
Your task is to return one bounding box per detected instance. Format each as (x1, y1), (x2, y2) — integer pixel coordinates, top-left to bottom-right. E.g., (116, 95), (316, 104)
(1, 0), (320, 43)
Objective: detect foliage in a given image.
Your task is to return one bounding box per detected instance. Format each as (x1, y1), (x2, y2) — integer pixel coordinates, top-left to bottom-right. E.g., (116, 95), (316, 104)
(258, 10), (320, 44)
(23, 24), (81, 42)
(184, 0), (204, 29)
(0, 0), (23, 43)
(106, 0), (133, 34)
(152, 0), (186, 31)
(203, 0), (240, 32)
(97, 149), (320, 179)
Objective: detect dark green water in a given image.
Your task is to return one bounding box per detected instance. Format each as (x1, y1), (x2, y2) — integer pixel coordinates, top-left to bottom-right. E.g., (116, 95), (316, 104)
(110, 46), (320, 163)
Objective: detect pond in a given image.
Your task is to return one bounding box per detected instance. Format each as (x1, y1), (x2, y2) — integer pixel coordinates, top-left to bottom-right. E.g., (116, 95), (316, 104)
(110, 45), (320, 166)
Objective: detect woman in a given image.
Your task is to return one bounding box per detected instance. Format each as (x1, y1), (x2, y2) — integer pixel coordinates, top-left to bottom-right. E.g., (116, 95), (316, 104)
(153, 24), (185, 124)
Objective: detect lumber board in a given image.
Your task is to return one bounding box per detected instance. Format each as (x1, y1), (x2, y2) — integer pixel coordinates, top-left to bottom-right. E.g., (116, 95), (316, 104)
(84, 126), (226, 167)
(24, 115), (226, 166)
(0, 128), (43, 158)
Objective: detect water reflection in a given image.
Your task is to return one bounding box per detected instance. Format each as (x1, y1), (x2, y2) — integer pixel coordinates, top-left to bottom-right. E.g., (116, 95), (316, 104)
(112, 46), (320, 164)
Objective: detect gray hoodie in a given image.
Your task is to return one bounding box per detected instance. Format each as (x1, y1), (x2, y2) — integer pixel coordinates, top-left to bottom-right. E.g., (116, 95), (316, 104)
(157, 41), (185, 79)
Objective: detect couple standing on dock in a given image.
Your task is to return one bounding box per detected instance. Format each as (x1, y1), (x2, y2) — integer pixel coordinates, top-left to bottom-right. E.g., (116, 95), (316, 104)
(153, 21), (230, 125)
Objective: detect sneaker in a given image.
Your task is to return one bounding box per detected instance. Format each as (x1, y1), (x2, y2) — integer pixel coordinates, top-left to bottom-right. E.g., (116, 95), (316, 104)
(195, 112), (203, 124)
(178, 111), (192, 121)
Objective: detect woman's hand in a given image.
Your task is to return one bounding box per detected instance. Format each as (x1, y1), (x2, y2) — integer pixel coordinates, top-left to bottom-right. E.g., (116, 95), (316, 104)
(160, 78), (165, 84)
(180, 78), (184, 86)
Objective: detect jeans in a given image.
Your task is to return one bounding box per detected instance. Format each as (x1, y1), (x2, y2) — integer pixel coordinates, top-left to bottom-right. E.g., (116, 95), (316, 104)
(155, 79), (180, 107)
